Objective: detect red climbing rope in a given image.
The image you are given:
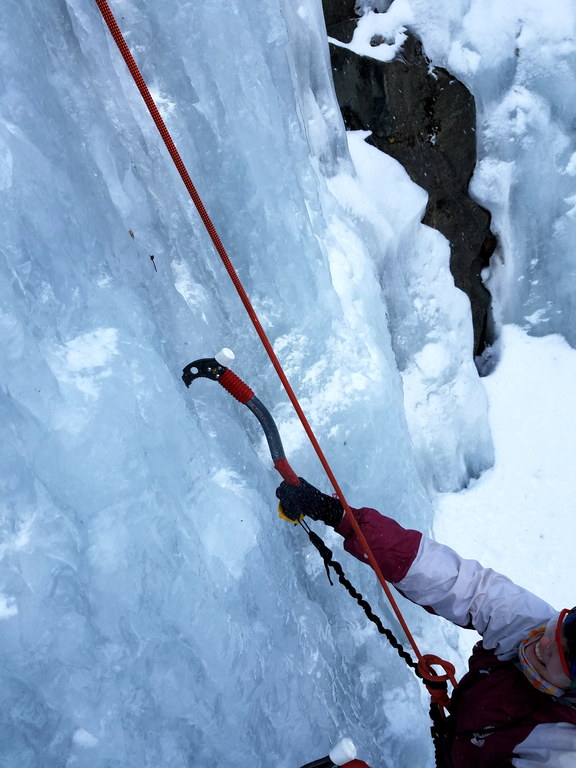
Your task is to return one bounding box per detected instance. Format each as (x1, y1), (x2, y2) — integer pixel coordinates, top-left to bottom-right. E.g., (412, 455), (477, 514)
(93, 0), (456, 703)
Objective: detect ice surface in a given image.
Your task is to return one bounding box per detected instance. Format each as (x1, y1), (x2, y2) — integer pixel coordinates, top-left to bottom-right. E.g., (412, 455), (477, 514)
(379, 0), (576, 346)
(328, 132), (493, 492)
(0, 0), (573, 767)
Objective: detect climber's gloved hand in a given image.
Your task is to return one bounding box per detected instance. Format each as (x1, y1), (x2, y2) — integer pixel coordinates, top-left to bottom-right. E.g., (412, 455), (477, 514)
(275, 478), (344, 527)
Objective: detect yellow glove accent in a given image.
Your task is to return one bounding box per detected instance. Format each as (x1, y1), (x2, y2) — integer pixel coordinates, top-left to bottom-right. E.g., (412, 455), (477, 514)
(278, 502), (303, 524)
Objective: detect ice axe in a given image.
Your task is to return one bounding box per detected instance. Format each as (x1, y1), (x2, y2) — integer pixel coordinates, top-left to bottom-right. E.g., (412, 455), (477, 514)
(297, 737), (371, 768)
(182, 348), (303, 521)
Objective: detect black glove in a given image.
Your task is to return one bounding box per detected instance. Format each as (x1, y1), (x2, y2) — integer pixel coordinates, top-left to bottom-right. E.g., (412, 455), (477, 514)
(276, 478), (344, 527)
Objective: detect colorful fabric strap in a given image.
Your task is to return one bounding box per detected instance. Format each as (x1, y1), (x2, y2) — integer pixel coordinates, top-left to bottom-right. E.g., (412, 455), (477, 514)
(518, 628), (567, 698)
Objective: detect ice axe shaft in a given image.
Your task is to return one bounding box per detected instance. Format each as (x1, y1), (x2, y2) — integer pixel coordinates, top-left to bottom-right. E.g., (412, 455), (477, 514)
(182, 349), (300, 486)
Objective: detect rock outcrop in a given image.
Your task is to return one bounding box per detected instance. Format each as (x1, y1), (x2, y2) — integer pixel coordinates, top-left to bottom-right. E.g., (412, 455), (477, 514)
(323, 3), (495, 357)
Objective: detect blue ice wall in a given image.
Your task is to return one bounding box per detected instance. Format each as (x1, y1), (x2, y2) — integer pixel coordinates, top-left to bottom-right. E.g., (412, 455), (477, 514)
(0, 2), (494, 766)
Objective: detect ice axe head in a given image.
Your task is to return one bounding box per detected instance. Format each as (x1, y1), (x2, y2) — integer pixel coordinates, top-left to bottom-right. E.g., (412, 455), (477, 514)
(182, 348), (235, 387)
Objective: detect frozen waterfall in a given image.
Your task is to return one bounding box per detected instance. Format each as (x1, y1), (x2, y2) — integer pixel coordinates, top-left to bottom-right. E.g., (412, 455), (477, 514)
(1, 1), (575, 767)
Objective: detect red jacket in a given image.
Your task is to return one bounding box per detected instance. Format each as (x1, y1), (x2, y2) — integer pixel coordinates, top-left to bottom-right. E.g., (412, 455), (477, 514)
(335, 508), (576, 767)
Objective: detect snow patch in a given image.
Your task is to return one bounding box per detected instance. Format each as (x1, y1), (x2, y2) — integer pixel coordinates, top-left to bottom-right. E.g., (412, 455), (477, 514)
(48, 328), (119, 398)
(72, 729), (99, 748)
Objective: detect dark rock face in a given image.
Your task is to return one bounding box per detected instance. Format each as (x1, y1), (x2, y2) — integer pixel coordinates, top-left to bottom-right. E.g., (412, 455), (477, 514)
(322, 0), (358, 43)
(323, 8), (495, 358)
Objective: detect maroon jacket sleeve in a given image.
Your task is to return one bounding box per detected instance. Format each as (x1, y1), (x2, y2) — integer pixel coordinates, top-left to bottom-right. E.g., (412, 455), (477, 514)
(334, 507), (422, 584)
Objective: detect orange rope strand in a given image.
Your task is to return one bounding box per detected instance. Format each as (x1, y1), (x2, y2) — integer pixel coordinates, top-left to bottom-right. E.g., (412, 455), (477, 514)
(93, 0), (442, 671)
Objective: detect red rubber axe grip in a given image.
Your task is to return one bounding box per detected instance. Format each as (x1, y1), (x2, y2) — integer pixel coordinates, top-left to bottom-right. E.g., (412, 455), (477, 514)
(273, 458), (300, 486)
(343, 762), (372, 768)
(218, 368), (254, 404)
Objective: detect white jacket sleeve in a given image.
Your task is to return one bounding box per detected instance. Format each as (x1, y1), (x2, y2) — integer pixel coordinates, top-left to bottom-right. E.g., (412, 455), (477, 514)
(396, 536), (557, 659)
(514, 722), (576, 767)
